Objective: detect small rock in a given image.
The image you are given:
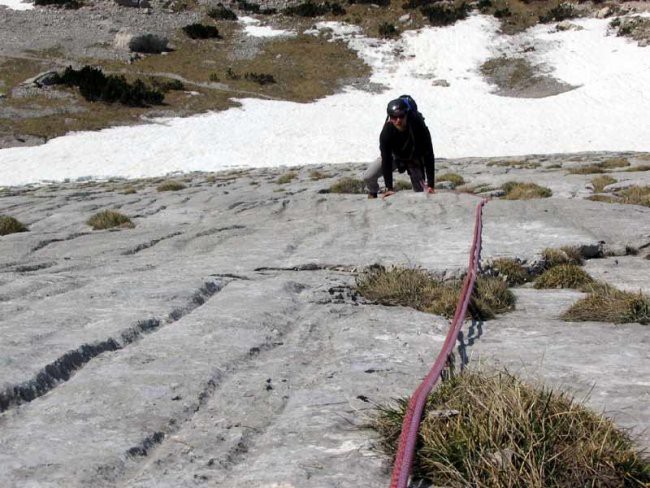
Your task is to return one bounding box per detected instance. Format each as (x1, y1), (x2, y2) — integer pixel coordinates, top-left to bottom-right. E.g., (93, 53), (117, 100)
(399, 14), (410, 23)
(596, 7), (612, 19)
(435, 181), (455, 190)
(556, 21), (583, 32)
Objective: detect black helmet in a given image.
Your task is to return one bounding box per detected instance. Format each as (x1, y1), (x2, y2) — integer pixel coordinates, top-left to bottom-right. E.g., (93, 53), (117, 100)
(387, 98), (409, 118)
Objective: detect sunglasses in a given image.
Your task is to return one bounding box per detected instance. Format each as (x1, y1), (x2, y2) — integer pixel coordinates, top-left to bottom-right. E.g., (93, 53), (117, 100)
(390, 113), (406, 121)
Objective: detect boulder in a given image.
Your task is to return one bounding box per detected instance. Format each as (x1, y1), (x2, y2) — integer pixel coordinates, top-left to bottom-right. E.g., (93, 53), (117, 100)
(114, 32), (168, 54)
(22, 71), (60, 88)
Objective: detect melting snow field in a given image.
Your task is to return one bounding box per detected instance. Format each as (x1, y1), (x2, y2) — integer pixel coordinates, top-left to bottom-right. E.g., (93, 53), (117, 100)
(0, 14), (649, 186)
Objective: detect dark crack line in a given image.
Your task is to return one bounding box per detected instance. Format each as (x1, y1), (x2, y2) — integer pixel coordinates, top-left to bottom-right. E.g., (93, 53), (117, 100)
(0, 279), (226, 413)
(32, 232), (90, 252)
(122, 232), (183, 256)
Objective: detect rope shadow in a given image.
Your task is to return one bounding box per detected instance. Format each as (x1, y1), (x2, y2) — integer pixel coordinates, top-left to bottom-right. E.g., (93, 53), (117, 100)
(456, 317), (484, 370)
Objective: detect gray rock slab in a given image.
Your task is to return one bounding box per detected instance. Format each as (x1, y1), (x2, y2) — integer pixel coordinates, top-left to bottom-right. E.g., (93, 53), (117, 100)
(1, 153), (649, 486)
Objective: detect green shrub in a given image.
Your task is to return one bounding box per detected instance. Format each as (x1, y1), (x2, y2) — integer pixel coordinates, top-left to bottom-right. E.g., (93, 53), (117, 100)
(54, 66), (163, 107)
(534, 264), (594, 289)
(490, 257), (530, 286)
(283, 1), (344, 16)
(378, 22), (398, 38)
(437, 173), (465, 188)
(502, 181), (552, 200)
(374, 369), (650, 486)
(539, 2), (578, 23)
(207, 4), (237, 20)
(87, 210), (134, 230)
(157, 180), (187, 192)
(183, 23), (221, 40)
(329, 177), (366, 194)
(0, 215), (28, 236)
(150, 78), (185, 92)
(244, 72), (276, 85)
(421, 2), (470, 26)
(563, 284), (650, 324)
(276, 171), (298, 184)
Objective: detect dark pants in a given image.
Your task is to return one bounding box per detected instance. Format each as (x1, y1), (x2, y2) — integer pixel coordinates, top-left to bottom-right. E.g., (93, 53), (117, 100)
(363, 157), (426, 193)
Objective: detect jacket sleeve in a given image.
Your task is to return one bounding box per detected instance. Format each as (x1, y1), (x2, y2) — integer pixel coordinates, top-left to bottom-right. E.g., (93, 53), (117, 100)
(414, 117), (436, 188)
(379, 125), (394, 190)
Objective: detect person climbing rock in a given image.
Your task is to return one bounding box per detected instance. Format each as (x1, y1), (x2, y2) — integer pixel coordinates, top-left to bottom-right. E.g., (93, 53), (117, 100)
(363, 96), (436, 199)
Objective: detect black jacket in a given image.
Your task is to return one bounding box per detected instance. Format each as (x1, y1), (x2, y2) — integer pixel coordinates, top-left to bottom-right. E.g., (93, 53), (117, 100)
(379, 112), (435, 190)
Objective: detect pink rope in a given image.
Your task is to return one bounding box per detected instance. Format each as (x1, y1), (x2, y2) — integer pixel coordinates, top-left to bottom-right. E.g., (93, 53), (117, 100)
(389, 198), (487, 488)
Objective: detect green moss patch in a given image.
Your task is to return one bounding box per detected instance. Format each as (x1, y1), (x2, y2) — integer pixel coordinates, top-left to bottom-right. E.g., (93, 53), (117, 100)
(0, 215), (28, 236)
(87, 210), (134, 230)
(374, 369), (649, 487)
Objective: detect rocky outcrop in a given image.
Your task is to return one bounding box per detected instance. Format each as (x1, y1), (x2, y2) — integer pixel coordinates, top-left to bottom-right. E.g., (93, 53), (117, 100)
(113, 31), (168, 53)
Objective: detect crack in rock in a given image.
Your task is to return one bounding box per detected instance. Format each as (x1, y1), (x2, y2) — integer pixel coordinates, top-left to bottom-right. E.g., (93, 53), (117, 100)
(122, 231), (183, 256)
(32, 232), (89, 252)
(0, 279), (225, 413)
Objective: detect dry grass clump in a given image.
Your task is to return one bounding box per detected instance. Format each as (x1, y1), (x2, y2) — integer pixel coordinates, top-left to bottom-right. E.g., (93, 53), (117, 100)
(309, 169), (330, 180)
(591, 175), (616, 193)
(501, 181), (552, 200)
(373, 369), (650, 487)
(568, 164), (606, 175)
(157, 180), (187, 192)
(534, 264), (594, 290)
(563, 284), (650, 325)
(601, 157), (631, 169)
(490, 257), (530, 286)
(276, 171), (298, 184)
(587, 194), (617, 203)
(620, 186), (650, 207)
(394, 180), (413, 191)
(329, 177), (366, 194)
(437, 173), (465, 188)
(86, 210), (134, 230)
(541, 246), (583, 267)
(623, 164), (650, 172)
(355, 266), (514, 320)
(0, 215), (28, 236)
(121, 186), (137, 194)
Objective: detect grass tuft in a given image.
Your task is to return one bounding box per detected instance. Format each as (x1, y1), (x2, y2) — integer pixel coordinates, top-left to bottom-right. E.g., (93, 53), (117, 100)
(394, 180), (413, 191)
(276, 171), (298, 184)
(437, 173), (465, 188)
(563, 284), (650, 324)
(0, 215), (29, 236)
(490, 257), (530, 286)
(329, 177), (366, 194)
(591, 175), (617, 192)
(502, 181), (552, 200)
(541, 246), (584, 267)
(620, 186), (650, 207)
(87, 210), (134, 230)
(157, 180), (187, 192)
(373, 369), (650, 486)
(309, 169), (330, 181)
(356, 266), (514, 320)
(534, 264), (594, 289)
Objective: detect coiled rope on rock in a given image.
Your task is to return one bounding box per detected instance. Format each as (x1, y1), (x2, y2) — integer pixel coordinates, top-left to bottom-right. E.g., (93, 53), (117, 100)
(389, 197), (488, 488)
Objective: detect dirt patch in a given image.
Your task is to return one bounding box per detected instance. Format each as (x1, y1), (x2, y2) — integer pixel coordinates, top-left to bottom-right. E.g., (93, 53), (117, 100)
(480, 56), (577, 98)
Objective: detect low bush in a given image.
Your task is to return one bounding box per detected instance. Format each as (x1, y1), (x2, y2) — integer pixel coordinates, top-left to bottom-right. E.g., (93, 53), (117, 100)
(244, 72), (276, 85)
(539, 2), (578, 23)
(157, 180), (187, 191)
(490, 257), (530, 286)
(591, 175), (617, 192)
(374, 369), (650, 486)
(207, 4), (237, 20)
(501, 181), (552, 200)
(563, 284), (650, 324)
(283, 1), (345, 16)
(534, 264), (594, 289)
(378, 22), (398, 38)
(182, 23), (222, 40)
(34, 0), (82, 8)
(276, 171), (297, 184)
(150, 78), (185, 92)
(54, 66), (163, 107)
(356, 266), (514, 320)
(329, 177), (366, 194)
(437, 172), (465, 188)
(421, 2), (470, 26)
(0, 215), (28, 236)
(494, 7), (511, 18)
(87, 210), (134, 230)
